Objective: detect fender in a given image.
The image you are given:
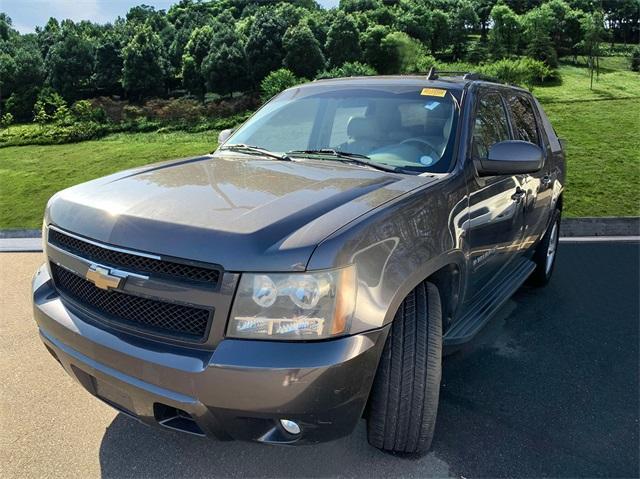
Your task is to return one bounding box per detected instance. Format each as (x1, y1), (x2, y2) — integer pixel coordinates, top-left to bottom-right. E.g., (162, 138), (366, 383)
(308, 172), (469, 334)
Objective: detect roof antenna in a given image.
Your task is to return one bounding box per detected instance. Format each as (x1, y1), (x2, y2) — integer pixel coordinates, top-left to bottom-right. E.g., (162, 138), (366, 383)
(426, 67), (438, 80)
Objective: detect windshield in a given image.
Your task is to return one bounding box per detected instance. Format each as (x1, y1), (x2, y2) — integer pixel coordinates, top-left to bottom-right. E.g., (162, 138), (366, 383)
(224, 84), (460, 173)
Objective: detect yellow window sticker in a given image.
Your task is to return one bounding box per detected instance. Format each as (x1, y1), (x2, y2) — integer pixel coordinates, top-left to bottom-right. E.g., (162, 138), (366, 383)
(421, 88), (447, 97)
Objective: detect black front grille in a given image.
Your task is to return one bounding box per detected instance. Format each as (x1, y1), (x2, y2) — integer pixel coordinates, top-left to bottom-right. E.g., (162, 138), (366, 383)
(48, 228), (220, 285)
(51, 263), (211, 340)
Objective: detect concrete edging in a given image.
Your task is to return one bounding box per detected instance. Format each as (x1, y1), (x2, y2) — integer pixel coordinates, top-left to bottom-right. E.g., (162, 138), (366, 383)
(560, 217), (639, 237)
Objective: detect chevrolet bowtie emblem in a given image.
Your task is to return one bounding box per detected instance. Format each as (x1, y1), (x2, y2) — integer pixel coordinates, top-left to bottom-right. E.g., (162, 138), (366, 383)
(85, 265), (123, 290)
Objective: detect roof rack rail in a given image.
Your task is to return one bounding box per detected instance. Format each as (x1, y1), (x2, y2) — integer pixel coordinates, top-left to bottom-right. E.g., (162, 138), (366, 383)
(426, 68), (502, 84)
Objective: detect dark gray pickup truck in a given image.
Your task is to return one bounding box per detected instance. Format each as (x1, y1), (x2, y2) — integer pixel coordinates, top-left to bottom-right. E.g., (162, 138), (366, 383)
(32, 73), (564, 454)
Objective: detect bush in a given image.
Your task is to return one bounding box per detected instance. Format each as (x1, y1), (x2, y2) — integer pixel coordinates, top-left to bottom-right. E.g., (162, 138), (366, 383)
(316, 61), (376, 79)
(631, 47), (640, 72)
(0, 113), (14, 129)
(479, 58), (552, 89)
(260, 69), (303, 101)
(141, 98), (205, 124)
(32, 89), (67, 124)
(89, 97), (128, 123)
(71, 100), (107, 123)
(6, 87), (40, 122)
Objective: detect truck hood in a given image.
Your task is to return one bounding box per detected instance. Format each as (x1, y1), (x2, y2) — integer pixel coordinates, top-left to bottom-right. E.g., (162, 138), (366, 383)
(47, 154), (434, 271)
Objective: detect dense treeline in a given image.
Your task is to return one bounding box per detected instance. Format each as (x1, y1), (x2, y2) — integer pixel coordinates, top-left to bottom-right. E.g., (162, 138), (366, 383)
(0, 0), (638, 123)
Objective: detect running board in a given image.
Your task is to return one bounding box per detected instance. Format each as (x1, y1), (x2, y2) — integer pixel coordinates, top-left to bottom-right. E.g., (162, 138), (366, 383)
(444, 258), (536, 346)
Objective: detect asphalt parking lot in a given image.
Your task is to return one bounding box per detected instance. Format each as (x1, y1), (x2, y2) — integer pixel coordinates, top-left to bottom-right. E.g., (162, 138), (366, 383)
(1, 241), (638, 478)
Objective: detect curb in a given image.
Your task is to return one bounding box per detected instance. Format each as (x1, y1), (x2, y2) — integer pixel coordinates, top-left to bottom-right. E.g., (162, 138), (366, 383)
(0, 229), (40, 239)
(560, 217), (639, 237)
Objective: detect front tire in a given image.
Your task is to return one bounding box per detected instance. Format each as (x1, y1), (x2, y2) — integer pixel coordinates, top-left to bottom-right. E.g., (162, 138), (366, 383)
(529, 209), (561, 287)
(366, 282), (442, 455)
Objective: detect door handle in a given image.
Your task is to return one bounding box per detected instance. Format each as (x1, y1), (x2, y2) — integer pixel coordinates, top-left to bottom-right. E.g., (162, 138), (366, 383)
(541, 175), (552, 187)
(511, 187), (526, 202)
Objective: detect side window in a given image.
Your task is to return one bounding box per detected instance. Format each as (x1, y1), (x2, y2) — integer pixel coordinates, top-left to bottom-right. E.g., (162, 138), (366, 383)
(471, 92), (510, 160)
(508, 95), (540, 145)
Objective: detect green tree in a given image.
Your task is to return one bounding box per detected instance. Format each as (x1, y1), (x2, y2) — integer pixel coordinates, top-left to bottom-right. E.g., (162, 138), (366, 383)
(245, 8), (290, 84)
(44, 29), (94, 100)
(94, 35), (123, 94)
(426, 9), (449, 55)
(202, 18), (248, 96)
(523, 6), (558, 67)
(122, 26), (167, 100)
(339, 0), (382, 13)
(380, 31), (424, 74)
(3, 39), (45, 120)
(260, 68), (301, 101)
(488, 4), (522, 58)
(35, 17), (61, 59)
(578, 11), (607, 89)
(362, 24), (392, 73)
(325, 12), (361, 67)
(450, 1), (479, 60)
(283, 24), (325, 79)
(181, 25), (214, 98)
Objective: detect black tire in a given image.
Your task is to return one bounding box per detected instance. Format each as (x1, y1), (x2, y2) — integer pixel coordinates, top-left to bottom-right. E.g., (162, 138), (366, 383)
(366, 281), (442, 455)
(528, 209), (561, 287)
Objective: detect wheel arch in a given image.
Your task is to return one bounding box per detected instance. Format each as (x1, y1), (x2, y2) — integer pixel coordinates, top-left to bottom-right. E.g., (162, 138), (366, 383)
(383, 251), (465, 331)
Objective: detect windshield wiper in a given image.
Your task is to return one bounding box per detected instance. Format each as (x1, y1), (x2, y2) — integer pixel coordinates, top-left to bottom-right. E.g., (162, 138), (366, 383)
(220, 144), (291, 161)
(287, 149), (399, 173)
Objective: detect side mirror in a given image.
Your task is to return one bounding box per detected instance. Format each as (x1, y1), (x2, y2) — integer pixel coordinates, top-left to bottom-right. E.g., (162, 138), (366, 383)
(218, 128), (234, 145)
(477, 140), (543, 176)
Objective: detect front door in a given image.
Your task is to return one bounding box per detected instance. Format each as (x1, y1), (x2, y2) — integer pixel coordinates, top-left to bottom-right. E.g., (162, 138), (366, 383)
(463, 90), (527, 303)
(506, 92), (553, 250)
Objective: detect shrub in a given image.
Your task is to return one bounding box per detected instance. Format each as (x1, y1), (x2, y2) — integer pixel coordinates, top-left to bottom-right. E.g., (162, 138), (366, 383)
(0, 113), (14, 129)
(71, 100), (107, 123)
(316, 62), (376, 79)
(260, 69), (303, 101)
(33, 90), (67, 124)
(89, 97), (128, 123)
(631, 47), (640, 72)
(123, 104), (144, 120)
(206, 94), (260, 118)
(6, 87), (40, 122)
(480, 58), (552, 89)
(139, 98), (205, 124)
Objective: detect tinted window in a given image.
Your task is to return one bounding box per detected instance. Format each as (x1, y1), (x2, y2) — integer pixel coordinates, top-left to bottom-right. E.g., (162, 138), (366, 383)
(508, 95), (540, 145)
(471, 93), (510, 160)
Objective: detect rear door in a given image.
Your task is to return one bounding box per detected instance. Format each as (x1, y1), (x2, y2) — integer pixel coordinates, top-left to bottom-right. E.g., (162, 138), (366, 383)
(505, 92), (553, 249)
(464, 89), (527, 302)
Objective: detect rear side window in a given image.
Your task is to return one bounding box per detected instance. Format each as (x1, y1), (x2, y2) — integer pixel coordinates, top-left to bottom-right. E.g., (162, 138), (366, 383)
(471, 93), (510, 160)
(508, 95), (540, 145)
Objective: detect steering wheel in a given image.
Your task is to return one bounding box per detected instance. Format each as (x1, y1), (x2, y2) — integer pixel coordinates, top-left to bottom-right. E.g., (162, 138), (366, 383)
(400, 137), (440, 162)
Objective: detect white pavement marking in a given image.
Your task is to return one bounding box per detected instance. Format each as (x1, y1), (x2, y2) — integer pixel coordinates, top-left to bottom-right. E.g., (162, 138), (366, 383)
(0, 238), (42, 252)
(559, 236), (640, 243)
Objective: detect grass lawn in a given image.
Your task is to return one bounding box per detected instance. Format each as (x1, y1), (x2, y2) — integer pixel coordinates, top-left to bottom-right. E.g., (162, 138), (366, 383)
(0, 131), (217, 229)
(0, 59), (638, 228)
(533, 59), (640, 217)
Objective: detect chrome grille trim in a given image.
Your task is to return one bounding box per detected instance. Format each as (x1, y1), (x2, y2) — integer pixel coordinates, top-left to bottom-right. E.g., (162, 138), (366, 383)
(47, 225), (221, 286)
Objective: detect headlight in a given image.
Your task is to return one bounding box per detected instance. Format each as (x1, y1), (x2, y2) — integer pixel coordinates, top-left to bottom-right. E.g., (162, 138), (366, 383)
(227, 266), (357, 340)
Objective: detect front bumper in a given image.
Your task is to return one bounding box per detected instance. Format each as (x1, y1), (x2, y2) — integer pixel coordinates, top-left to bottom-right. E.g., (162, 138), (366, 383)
(32, 264), (388, 444)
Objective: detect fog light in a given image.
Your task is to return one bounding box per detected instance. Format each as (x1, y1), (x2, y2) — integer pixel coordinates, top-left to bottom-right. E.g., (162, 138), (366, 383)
(279, 419), (301, 435)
